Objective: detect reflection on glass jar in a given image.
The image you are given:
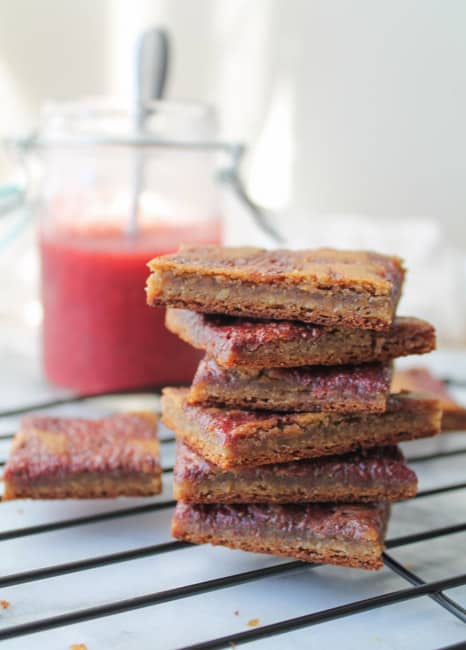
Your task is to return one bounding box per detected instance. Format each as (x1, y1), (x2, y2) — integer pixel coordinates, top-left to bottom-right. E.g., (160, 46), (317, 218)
(33, 99), (222, 393)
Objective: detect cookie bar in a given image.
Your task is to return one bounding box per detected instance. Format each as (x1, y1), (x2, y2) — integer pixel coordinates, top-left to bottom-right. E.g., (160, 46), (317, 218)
(147, 246), (405, 330)
(166, 310), (435, 368)
(162, 387), (441, 468)
(189, 356), (392, 413)
(174, 441), (417, 503)
(172, 502), (390, 570)
(3, 412), (162, 499)
(392, 367), (466, 432)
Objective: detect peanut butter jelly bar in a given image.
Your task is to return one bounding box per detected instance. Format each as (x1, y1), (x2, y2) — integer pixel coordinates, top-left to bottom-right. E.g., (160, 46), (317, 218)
(392, 367), (466, 432)
(162, 387), (441, 468)
(3, 412), (162, 500)
(147, 246), (405, 331)
(189, 356), (392, 413)
(166, 310), (435, 368)
(174, 441), (417, 504)
(172, 502), (390, 570)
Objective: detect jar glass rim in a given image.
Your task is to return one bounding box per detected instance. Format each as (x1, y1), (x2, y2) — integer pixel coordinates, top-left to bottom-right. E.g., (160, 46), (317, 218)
(6, 96), (241, 151)
(41, 96), (216, 125)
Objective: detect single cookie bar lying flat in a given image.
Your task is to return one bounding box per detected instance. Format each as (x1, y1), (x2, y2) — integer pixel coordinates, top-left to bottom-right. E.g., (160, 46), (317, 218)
(162, 387), (440, 468)
(392, 367), (466, 432)
(174, 441), (417, 504)
(147, 246), (405, 331)
(189, 356), (392, 413)
(3, 412), (162, 500)
(172, 502), (390, 570)
(166, 310), (435, 368)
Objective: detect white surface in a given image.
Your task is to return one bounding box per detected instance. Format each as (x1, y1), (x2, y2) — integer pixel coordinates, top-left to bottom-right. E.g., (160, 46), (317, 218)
(0, 357), (465, 649)
(3, 2), (466, 249)
(3, 1), (466, 352)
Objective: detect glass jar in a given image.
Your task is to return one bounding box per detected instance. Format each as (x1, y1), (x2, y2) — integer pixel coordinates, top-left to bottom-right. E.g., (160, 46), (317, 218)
(15, 98), (225, 393)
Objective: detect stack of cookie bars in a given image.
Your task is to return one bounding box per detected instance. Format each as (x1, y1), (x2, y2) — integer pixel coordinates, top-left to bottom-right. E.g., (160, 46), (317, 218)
(146, 246), (441, 570)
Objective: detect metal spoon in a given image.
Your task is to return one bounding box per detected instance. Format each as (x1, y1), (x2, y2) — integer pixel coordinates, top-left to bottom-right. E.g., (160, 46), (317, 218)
(127, 28), (170, 237)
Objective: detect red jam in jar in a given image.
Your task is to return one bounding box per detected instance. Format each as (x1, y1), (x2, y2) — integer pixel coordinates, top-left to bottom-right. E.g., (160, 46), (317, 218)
(40, 219), (221, 394)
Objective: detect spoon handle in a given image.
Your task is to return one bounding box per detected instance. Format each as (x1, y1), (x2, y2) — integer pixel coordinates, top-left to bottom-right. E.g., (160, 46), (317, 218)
(127, 28), (170, 237)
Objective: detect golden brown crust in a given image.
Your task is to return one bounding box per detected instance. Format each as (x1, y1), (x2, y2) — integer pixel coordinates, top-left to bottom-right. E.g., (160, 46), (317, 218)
(171, 529), (383, 569)
(171, 502), (390, 570)
(3, 411), (162, 500)
(392, 367), (466, 432)
(162, 387), (441, 468)
(166, 310), (435, 368)
(188, 356), (392, 413)
(174, 479), (414, 505)
(441, 411), (466, 432)
(3, 473), (162, 500)
(173, 441), (417, 504)
(148, 246), (404, 290)
(147, 246), (405, 330)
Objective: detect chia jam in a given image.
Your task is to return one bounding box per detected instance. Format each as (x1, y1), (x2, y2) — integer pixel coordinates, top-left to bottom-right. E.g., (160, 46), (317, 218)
(40, 219), (221, 393)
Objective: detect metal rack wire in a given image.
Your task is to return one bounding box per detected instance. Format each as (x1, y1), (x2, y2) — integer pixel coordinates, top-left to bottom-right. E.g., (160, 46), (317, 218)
(0, 385), (465, 649)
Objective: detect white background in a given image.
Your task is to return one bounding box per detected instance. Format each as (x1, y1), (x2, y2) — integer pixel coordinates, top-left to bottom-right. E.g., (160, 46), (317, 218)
(1, 0), (466, 342)
(1, 0), (466, 231)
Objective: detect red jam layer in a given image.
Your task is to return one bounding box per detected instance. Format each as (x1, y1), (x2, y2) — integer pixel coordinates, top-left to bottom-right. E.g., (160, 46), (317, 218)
(40, 220), (220, 393)
(5, 414), (160, 480)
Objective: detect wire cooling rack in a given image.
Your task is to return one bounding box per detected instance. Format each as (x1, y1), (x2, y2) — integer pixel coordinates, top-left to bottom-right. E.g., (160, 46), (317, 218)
(0, 383), (464, 649)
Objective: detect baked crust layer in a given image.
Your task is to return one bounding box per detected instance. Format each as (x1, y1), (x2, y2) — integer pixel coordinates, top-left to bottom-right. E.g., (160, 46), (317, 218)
(162, 387), (441, 468)
(392, 367), (466, 432)
(189, 356), (392, 413)
(166, 310), (435, 368)
(172, 502), (390, 570)
(147, 246), (405, 330)
(3, 412), (162, 500)
(174, 441), (417, 503)
(4, 473), (162, 500)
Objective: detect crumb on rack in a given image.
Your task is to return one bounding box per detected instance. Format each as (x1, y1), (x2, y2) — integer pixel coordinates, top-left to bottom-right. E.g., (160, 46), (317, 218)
(0, 601), (10, 610)
(234, 610), (239, 616)
(69, 644), (88, 650)
(247, 618), (260, 627)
